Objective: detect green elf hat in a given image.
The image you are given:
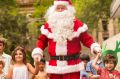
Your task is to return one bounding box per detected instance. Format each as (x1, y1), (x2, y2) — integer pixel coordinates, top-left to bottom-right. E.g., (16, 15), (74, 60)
(102, 41), (120, 67)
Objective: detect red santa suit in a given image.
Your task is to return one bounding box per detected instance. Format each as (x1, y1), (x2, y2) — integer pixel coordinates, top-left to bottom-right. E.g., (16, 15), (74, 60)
(32, 19), (100, 79)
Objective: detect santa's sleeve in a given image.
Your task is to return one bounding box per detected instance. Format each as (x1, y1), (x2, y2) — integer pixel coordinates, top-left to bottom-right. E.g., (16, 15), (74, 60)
(79, 32), (101, 54)
(32, 34), (48, 58)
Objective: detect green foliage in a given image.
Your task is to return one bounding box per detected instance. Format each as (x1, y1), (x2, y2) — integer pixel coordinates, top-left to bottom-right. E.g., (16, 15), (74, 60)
(74, 0), (112, 28)
(0, 1), (29, 54)
(33, 0), (54, 18)
(26, 51), (34, 65)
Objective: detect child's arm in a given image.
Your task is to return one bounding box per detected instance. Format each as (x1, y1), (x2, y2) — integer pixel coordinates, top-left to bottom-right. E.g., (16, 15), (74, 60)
(27, 62), (39, 75)
(30, 74), (36, 79)
(6, 66), (13, 79)
(92, 53), (101, 71)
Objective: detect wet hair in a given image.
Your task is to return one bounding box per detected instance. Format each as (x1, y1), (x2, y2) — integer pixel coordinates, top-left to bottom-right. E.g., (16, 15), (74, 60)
(0, 60), (5, 68)
(80, 54), (90, 61)
(12, 46), (26, 64)
(103, 54), (117, 67)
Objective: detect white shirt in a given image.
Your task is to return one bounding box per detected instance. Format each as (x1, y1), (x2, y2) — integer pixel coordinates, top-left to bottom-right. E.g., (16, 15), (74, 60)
(0, 52), (11, 75)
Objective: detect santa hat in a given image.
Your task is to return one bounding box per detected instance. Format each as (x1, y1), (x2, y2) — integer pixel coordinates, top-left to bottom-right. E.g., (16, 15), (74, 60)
(54, 0), (72, 6)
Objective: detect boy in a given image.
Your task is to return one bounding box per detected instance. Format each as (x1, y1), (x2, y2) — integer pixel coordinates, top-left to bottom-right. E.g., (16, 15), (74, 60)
(31, 58), (48, 79)
(92, 41), (120, 79)
(80, 54), (90, 79)
(0, 37), (11, 75)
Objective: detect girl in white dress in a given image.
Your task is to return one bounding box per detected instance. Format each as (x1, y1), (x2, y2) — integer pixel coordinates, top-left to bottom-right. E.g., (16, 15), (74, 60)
(6, 46), (39, 79)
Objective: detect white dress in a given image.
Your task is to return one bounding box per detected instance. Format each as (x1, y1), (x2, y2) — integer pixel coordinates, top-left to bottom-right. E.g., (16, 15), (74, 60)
(0, 73), (6, 79)
(12, 65), (29, 79)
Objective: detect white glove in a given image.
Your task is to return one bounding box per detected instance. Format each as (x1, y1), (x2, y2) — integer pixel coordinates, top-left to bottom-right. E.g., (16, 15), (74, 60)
(33, 54), (41, 62)
(32, 48), (43, 62)
(93, 46), (102, 54)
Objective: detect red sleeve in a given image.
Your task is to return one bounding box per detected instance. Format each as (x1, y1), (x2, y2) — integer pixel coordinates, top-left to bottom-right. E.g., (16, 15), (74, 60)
(97, 67), (102, 75)
(79, 32), (94, 48)
(36, 35), (48, 50)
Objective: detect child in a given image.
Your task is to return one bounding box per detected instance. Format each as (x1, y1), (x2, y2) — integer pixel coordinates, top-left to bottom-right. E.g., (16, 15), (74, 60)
(31, 58), (48, 79)
(0, 60), (5, 79)
(86, 54), (104, 79)
(0, 37), (12, 75)
(6, 46), (39, 79)
(92, 41), (120, 79)
(80, 54), (90, 79)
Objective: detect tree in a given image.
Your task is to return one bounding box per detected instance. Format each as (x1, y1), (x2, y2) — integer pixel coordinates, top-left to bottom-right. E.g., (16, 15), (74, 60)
(33, 0), (54, 18)
(0, 0), (29, 54)
(73, 0), (112, 28)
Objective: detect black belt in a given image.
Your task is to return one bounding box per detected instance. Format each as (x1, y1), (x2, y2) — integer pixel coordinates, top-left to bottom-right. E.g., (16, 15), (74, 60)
(50, 53), (80, 61)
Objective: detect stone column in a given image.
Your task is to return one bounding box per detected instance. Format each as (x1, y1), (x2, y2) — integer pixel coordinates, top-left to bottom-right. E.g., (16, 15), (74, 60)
(98, 19), (103, 45)
(108, 19), (114, 37)
(92, 28), (97, 41)
(114, 18), (119, 34)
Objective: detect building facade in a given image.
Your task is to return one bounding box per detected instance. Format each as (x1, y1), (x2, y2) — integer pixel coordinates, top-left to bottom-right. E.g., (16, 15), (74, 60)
(110, 0), (120, 18)
(16, 0), (35, 14)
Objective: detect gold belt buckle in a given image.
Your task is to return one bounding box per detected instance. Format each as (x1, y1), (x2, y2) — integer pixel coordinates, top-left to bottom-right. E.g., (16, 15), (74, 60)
(59, 55), (65, 60)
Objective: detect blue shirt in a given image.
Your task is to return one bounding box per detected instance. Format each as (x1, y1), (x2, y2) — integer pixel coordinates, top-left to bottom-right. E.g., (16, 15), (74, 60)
(86, 60), (104, 75)
(80, 70), (89, 79)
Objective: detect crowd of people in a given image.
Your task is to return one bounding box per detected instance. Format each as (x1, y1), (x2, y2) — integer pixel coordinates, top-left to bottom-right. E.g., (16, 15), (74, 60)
(0, 36), (120, 79)
(0, 0), (120, 79)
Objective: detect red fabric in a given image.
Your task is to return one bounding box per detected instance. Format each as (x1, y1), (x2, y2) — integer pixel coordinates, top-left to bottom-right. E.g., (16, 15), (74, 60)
(37, 19), (94, 66)
(37, 35), (48, 50)
(55, 0), (72, 5)
(79, 32), (94, 48)
(97, 67), (120, 79)
(73, 19), (83, 31)
(49, 72), (80, 79)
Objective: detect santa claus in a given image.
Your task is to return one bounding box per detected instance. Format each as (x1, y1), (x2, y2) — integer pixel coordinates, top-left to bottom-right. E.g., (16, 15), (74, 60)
(32, 0), (101, 79)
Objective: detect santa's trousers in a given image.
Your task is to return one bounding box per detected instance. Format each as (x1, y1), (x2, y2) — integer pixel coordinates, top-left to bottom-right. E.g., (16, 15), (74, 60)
(49, 72), (80, 79)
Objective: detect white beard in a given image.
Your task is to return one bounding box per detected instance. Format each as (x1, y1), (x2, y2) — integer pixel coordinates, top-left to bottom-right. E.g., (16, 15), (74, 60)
(45, 5), (76, 45)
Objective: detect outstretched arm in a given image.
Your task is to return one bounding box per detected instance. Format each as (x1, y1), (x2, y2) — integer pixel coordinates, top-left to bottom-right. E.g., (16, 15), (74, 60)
(27, 62), (39, 75)
(92, 53), (101, 71)
(80, 32), (101, 54)
(32, 35), (48, 62)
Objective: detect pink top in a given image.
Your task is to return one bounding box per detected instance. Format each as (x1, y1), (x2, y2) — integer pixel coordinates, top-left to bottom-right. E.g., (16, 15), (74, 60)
(98, 67), (120, 79)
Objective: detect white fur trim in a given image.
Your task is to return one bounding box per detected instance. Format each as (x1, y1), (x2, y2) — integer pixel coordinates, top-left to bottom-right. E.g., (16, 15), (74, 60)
(56, 43), (68, 67)
(56, 43), (67, 55)
(46, 62), (84, 74)
(91, 43), (101, 54)
(32, 48), (43, 58)
(73, 24), (88, 38)
(40, 25), (53, 39)
(40, 25), (49, 36)
(57, 60), (68, 67)
(54, 1), (69, 6)
(41, 23), (88, 40)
